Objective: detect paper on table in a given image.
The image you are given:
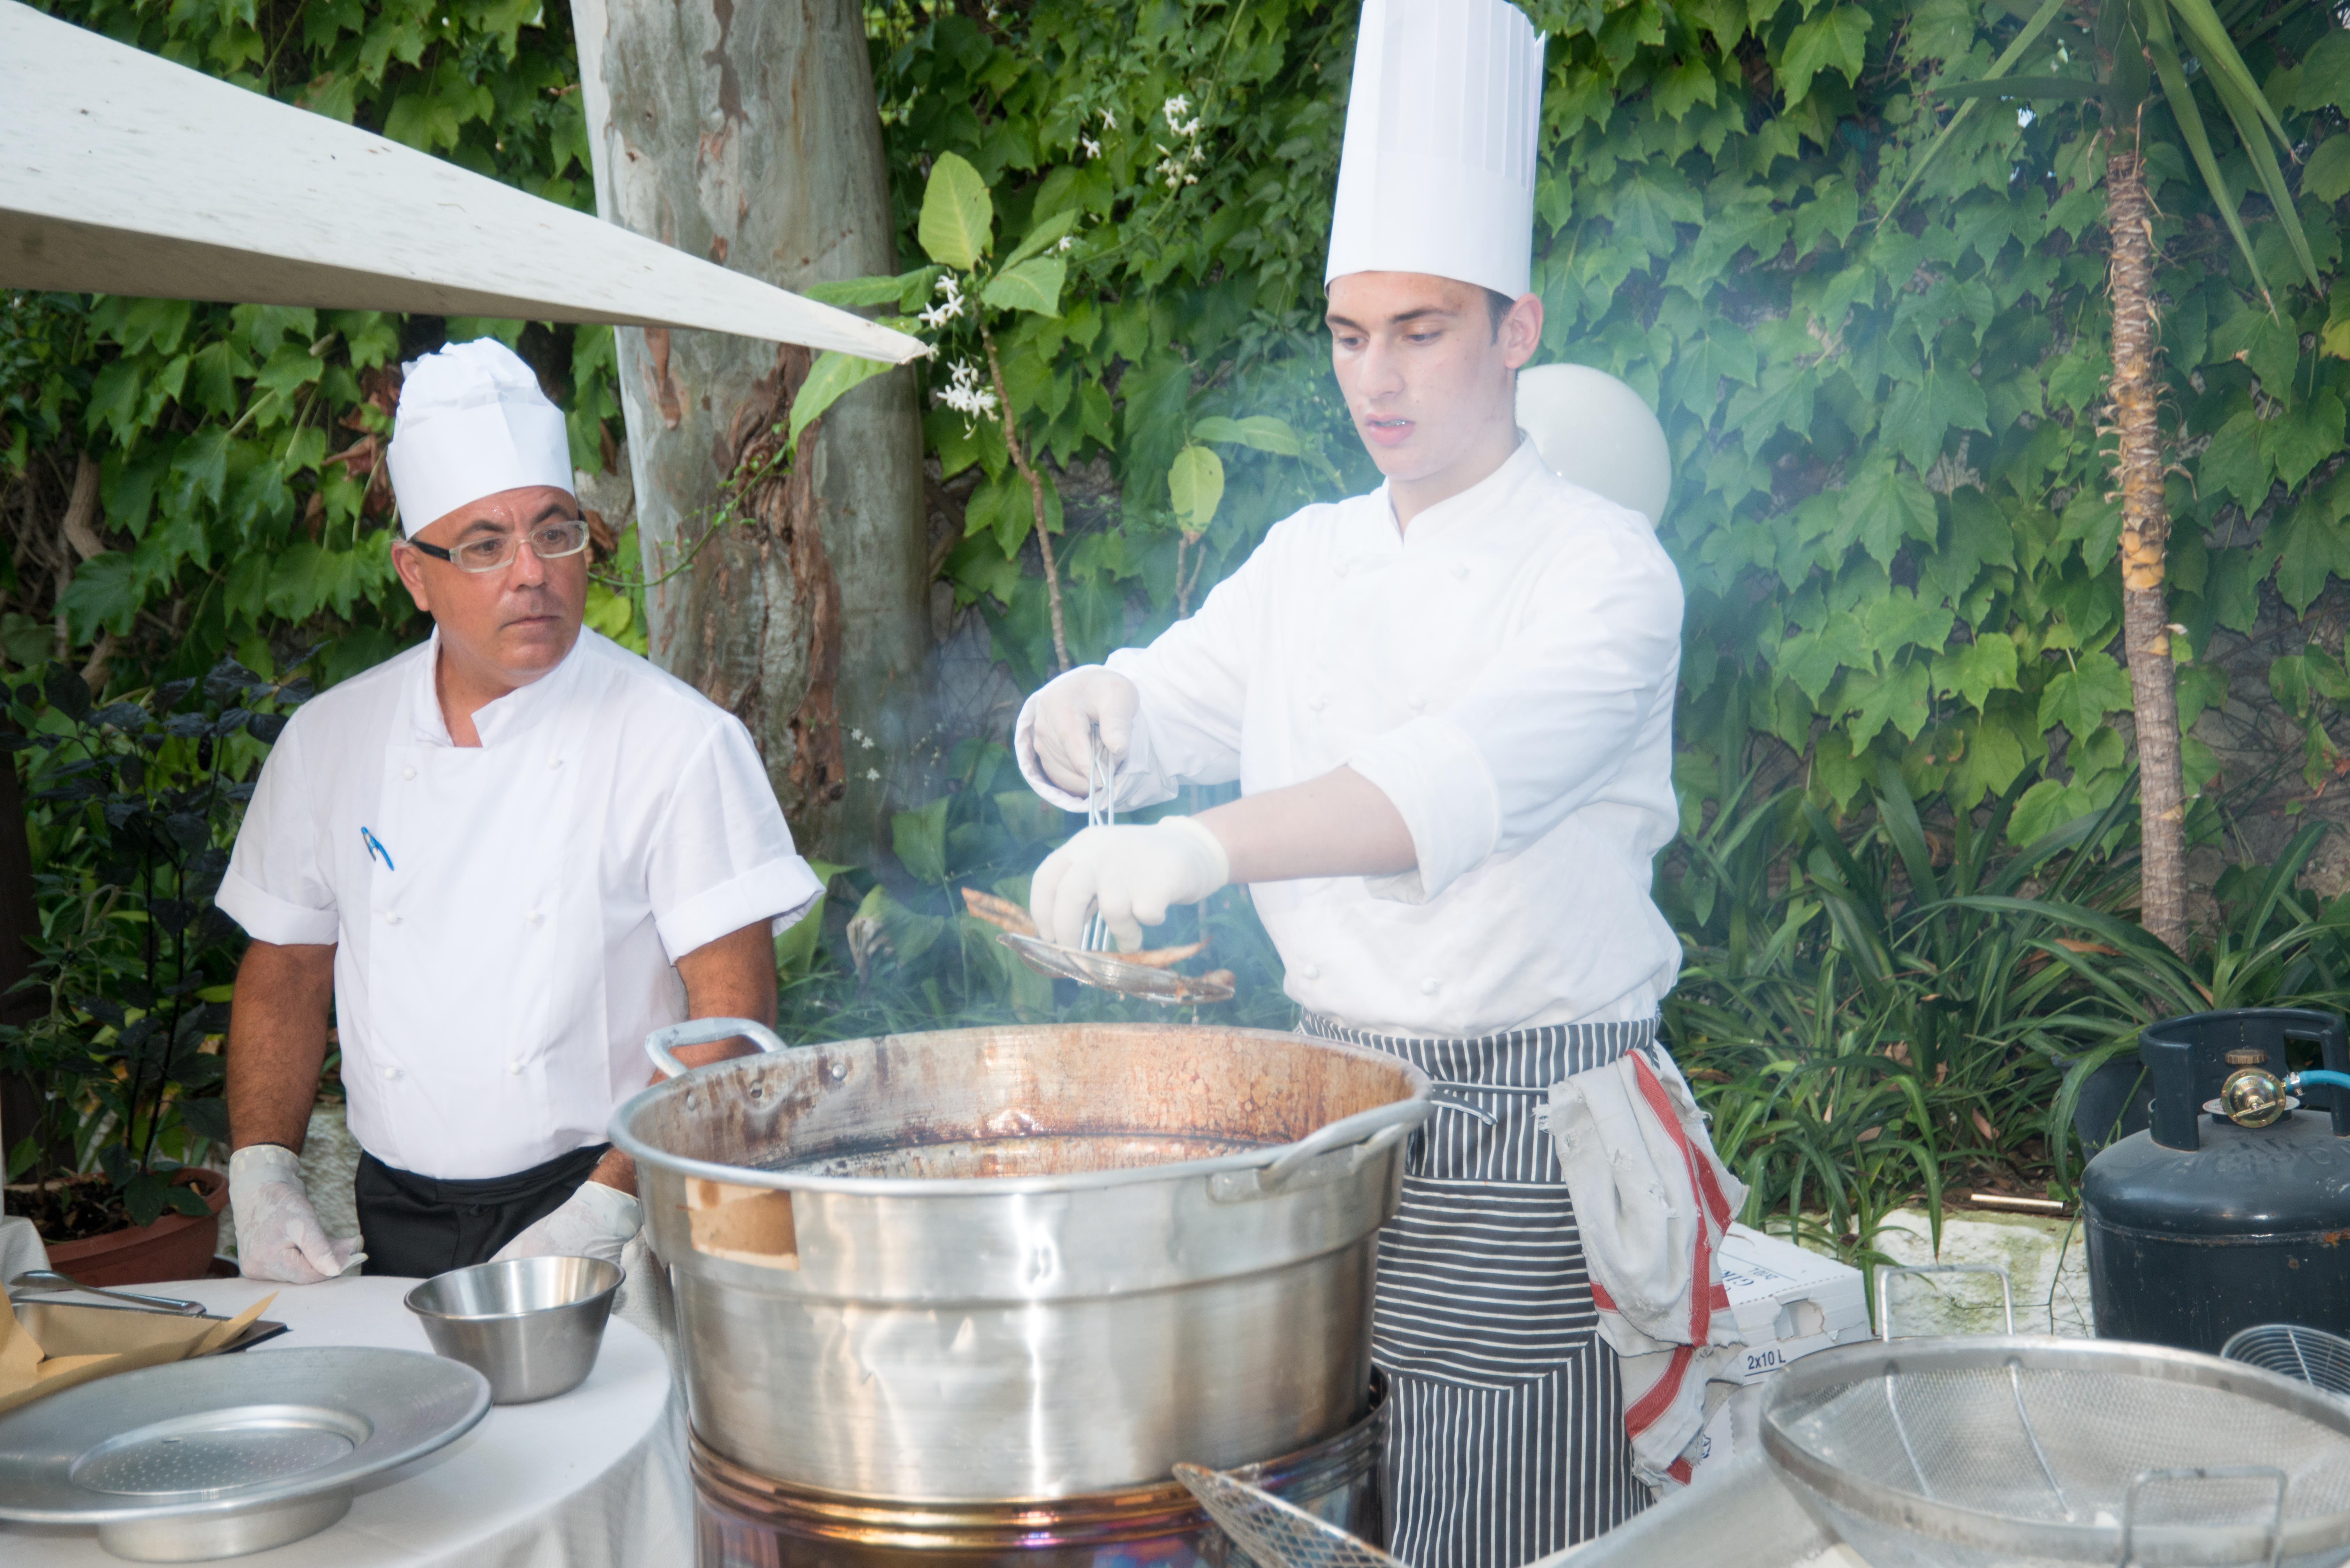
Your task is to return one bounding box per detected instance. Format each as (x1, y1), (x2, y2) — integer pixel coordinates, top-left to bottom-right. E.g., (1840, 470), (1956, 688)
(0, 1285), (276, 1415)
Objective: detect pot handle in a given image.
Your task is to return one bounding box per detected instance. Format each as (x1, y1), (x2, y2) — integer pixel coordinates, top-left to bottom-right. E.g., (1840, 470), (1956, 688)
(1247, 1097), (1432, 1197)
(644, 1017), (790, 1080)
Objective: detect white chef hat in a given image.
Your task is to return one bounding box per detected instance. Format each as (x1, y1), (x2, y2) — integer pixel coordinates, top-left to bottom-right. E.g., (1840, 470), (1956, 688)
(1324, 0), (1546, 301)
(385, 339), (573, 537)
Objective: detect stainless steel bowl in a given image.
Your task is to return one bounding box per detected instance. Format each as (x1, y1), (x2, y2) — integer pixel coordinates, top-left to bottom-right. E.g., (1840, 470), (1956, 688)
(402, 1255), (622, 1405)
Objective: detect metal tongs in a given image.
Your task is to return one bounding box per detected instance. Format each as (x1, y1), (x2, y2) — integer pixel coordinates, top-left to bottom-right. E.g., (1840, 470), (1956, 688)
(993, 733), (1236, 1004)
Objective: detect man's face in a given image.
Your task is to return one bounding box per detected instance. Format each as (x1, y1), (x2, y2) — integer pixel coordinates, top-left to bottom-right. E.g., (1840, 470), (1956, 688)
(1326, 272), (1542, 486)
(391, 485), (587, 687)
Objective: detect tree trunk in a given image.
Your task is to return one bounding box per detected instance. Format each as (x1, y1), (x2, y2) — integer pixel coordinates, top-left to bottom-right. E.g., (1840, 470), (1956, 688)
(2106, 142), (2188, 954)
(569, 0), (927, 861)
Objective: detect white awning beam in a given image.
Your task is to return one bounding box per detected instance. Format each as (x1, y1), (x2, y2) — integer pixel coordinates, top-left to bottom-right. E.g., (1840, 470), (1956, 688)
(0, 1), (922, 364)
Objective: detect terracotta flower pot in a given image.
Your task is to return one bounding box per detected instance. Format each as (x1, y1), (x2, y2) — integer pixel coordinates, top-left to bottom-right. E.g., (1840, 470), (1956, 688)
(44, 1167), (229, 1286)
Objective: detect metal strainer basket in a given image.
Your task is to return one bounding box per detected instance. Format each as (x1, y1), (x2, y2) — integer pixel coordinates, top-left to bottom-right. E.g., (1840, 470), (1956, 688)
(2227, 1325), (2350, 1401)
(1760, 1336), (2350, 1568)
(1175, 1462), (1406, 1568)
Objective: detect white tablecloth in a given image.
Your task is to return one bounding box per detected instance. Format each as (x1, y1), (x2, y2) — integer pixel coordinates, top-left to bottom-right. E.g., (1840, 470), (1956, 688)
(0, 1215), (49, 1282)
(0, 1274), (692, 1566)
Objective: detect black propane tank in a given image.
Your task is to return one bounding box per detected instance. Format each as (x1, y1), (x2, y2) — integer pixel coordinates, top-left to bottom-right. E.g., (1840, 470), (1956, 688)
(2082, 1007), (2350, 1353)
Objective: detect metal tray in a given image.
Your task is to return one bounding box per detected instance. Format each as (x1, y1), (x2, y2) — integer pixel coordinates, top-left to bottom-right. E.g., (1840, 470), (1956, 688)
(11, 1298), (288, 1356)
(0, 1345), (489, 1561)
(999, 931), (1237, 1003)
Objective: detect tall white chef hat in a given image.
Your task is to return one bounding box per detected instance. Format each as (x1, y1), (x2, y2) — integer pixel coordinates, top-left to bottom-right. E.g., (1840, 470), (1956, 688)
(385, 339), (574, 537)
(1324, 0), (1546, 301)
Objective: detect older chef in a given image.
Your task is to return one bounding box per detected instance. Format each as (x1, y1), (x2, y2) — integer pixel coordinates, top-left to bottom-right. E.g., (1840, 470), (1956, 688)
(1018, 2), (1684, 1562)
(219, 339), (821, 1282)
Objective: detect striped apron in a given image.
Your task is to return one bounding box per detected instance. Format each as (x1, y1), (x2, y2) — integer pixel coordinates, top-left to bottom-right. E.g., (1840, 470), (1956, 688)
(1302, 1013), (1656, 1568)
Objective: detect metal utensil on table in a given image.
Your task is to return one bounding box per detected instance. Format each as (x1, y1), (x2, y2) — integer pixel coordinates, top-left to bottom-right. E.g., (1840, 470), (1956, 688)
(1761, 1271), (2350, 1568)
(1175, 1462), (1407, 1568)
(403, 1253), (622, 1404)
(2226, 1324), (2350, 1400)
(9, 1269), (205, 1316)
(0, 1345), (489, 1562)
(1083, 731), (1115, 953)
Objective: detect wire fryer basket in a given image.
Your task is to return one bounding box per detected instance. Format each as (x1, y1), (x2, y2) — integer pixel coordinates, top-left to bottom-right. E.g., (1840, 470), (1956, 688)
(1760, 1336), (2350, 1568)
(2227, 1325), (2350, 1402)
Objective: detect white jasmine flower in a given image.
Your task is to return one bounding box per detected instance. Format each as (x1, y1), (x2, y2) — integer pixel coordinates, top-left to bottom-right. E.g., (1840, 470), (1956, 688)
(935, 358), (999, 426)
(1080, 134), (1101, 159)
(1055, 236), (1074, 253)
(865, 767), (881, 781)
(860, 734), (876, 749)
(849, 727), (864, 741)
(1162, 94), (1190, 126)
(918, 272), (966, 330)
(1101, 107), (1116, 130)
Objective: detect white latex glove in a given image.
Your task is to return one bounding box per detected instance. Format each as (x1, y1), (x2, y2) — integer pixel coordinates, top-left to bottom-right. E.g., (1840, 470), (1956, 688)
(1030, 667), (1141, 798)
(491, 1178), (642, 1267)
(230, 1143), (365, 1283)
(1031, 817), (1232, 951)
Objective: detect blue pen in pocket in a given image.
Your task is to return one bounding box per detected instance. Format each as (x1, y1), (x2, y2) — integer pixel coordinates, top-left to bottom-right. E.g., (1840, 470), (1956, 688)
(361, 826), (395, 871)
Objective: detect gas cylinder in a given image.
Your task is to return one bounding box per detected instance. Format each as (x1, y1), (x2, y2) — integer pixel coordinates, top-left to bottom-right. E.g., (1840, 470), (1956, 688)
(2082, 1008), (2350, 1353)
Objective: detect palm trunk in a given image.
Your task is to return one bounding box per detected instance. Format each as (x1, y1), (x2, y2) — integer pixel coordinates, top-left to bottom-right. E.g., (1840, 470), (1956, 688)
(570, 0), (927, 860)
(2106, 140), (2188, 954)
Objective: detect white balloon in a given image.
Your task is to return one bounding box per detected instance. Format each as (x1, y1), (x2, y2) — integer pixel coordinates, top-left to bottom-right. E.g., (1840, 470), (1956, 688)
(1514, 363), (1673, 528)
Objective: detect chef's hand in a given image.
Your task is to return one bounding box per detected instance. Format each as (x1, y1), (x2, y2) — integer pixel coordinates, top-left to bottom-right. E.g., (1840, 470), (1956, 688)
(1030, 667), (1140, 798)
(1031, 818), (1232, 951)
(492, 1179), (642, 1267)
(229, 1144), (365, 1283)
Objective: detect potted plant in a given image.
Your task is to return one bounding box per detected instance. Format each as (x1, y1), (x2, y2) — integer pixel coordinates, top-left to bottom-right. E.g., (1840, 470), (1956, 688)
(1, 656), (308, 1284)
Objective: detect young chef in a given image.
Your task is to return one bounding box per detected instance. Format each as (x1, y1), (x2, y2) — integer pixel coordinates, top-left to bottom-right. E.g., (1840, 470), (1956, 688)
(1017, 1), (1682, 1562)
(219, 339), (822, 1282)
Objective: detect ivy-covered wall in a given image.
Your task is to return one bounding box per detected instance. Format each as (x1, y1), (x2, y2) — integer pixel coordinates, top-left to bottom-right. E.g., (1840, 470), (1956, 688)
(7, 0), (2350, 876)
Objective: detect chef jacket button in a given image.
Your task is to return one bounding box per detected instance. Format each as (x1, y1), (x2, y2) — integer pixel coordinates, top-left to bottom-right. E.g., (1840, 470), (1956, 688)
(1419, 977), (1440, 995)
(1449, 562), (1468, 579)
(507, 1060), (522, 1076)
(548, 758), (563, 771)
(1409, 696), (1427, 712)
(525, 909), (542, 924)
(380, 1065), (399, 1080)
(382, 910), (400, 926)
(1302, 963), (1321, 980)
(402, 765), (416, 780)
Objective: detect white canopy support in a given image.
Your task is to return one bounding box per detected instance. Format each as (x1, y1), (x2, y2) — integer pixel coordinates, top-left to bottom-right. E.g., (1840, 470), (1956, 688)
(0, 1), (922, 364)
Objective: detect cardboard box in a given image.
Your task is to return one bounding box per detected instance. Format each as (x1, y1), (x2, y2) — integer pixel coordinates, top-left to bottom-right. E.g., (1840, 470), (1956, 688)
(1715, 1223), (1871, 1385)
(0, 1287), (274, 1415)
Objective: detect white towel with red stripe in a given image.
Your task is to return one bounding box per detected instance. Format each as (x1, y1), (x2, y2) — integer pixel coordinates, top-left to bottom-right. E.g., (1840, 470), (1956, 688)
(1549, 1044), (1748, 1490)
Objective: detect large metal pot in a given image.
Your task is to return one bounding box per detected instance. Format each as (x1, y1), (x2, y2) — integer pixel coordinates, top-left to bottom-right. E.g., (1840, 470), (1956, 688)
(610, 1020), (1430, 1503)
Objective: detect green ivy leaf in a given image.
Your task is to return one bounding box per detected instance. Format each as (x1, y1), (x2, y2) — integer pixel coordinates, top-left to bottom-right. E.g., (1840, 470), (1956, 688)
(1863, 589), (1956, 658)
(980, 257), (1067, 317)
(919, 152), (994, 270)
(2263, 391), (2348, 493)
(2198, 409), (2275, 510)
(1838, 659), (1932, 746)
(1944, 714), (2029, 809)
(2037, 654), (2133, 739)
(1775, 612), (1874, 704)
(1838, 461), (1938, 569)
(1932, 632), (2020, 712)
(2307, 137), (2350, 207)
(1880, 366), (1990, 472)
(1777, 5), (1872, 108)
(1168, 445), (1225, 533)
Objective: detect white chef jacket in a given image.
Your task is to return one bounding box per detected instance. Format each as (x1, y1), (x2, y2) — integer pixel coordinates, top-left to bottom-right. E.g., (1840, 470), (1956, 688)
(1016, 439), (1684, 1037)
(219, 628), (822, 1180)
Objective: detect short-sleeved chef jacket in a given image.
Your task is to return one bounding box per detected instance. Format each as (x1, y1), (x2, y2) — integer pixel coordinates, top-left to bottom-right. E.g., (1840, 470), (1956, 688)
(219, 627), (822, 1180)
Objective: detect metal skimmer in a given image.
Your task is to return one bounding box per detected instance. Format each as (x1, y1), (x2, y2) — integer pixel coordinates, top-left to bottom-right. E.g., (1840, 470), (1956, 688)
(1082, 733), (1115, 952)
(2227, 1325), (2350, 1402)
(1174, 1462), (1406, 1568)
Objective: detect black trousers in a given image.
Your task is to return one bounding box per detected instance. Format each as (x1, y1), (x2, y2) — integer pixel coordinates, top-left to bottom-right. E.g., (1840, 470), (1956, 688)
(355, 1143), (608, 1278)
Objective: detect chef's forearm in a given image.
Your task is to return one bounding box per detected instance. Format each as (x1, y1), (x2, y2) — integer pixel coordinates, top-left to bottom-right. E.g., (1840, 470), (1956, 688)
(589, 919), (780, 1194)
(1194, 766), (1416, 884)
(225, 939), (338, 1154)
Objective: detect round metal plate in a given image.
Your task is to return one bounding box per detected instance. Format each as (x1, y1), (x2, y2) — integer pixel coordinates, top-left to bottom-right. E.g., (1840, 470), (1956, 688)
(0, 1346), (489, 1525)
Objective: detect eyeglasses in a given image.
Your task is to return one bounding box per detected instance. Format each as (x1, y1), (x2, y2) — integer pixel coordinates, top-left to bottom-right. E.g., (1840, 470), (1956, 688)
(406, 517), (592, 574)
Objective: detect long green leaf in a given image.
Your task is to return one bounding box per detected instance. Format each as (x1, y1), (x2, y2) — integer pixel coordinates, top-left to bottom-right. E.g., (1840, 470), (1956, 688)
(1000, 207), (1080, 272)
(2192, 33), (2322, 290)
(1883, 0), (2073, 221)
(980, 257), (1066, 317)
(1936, 74), (2104, 99)
(2145, 22), (2272, 304)
(2161, 0), (2290, 149)
(788, 351), (894, 451)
